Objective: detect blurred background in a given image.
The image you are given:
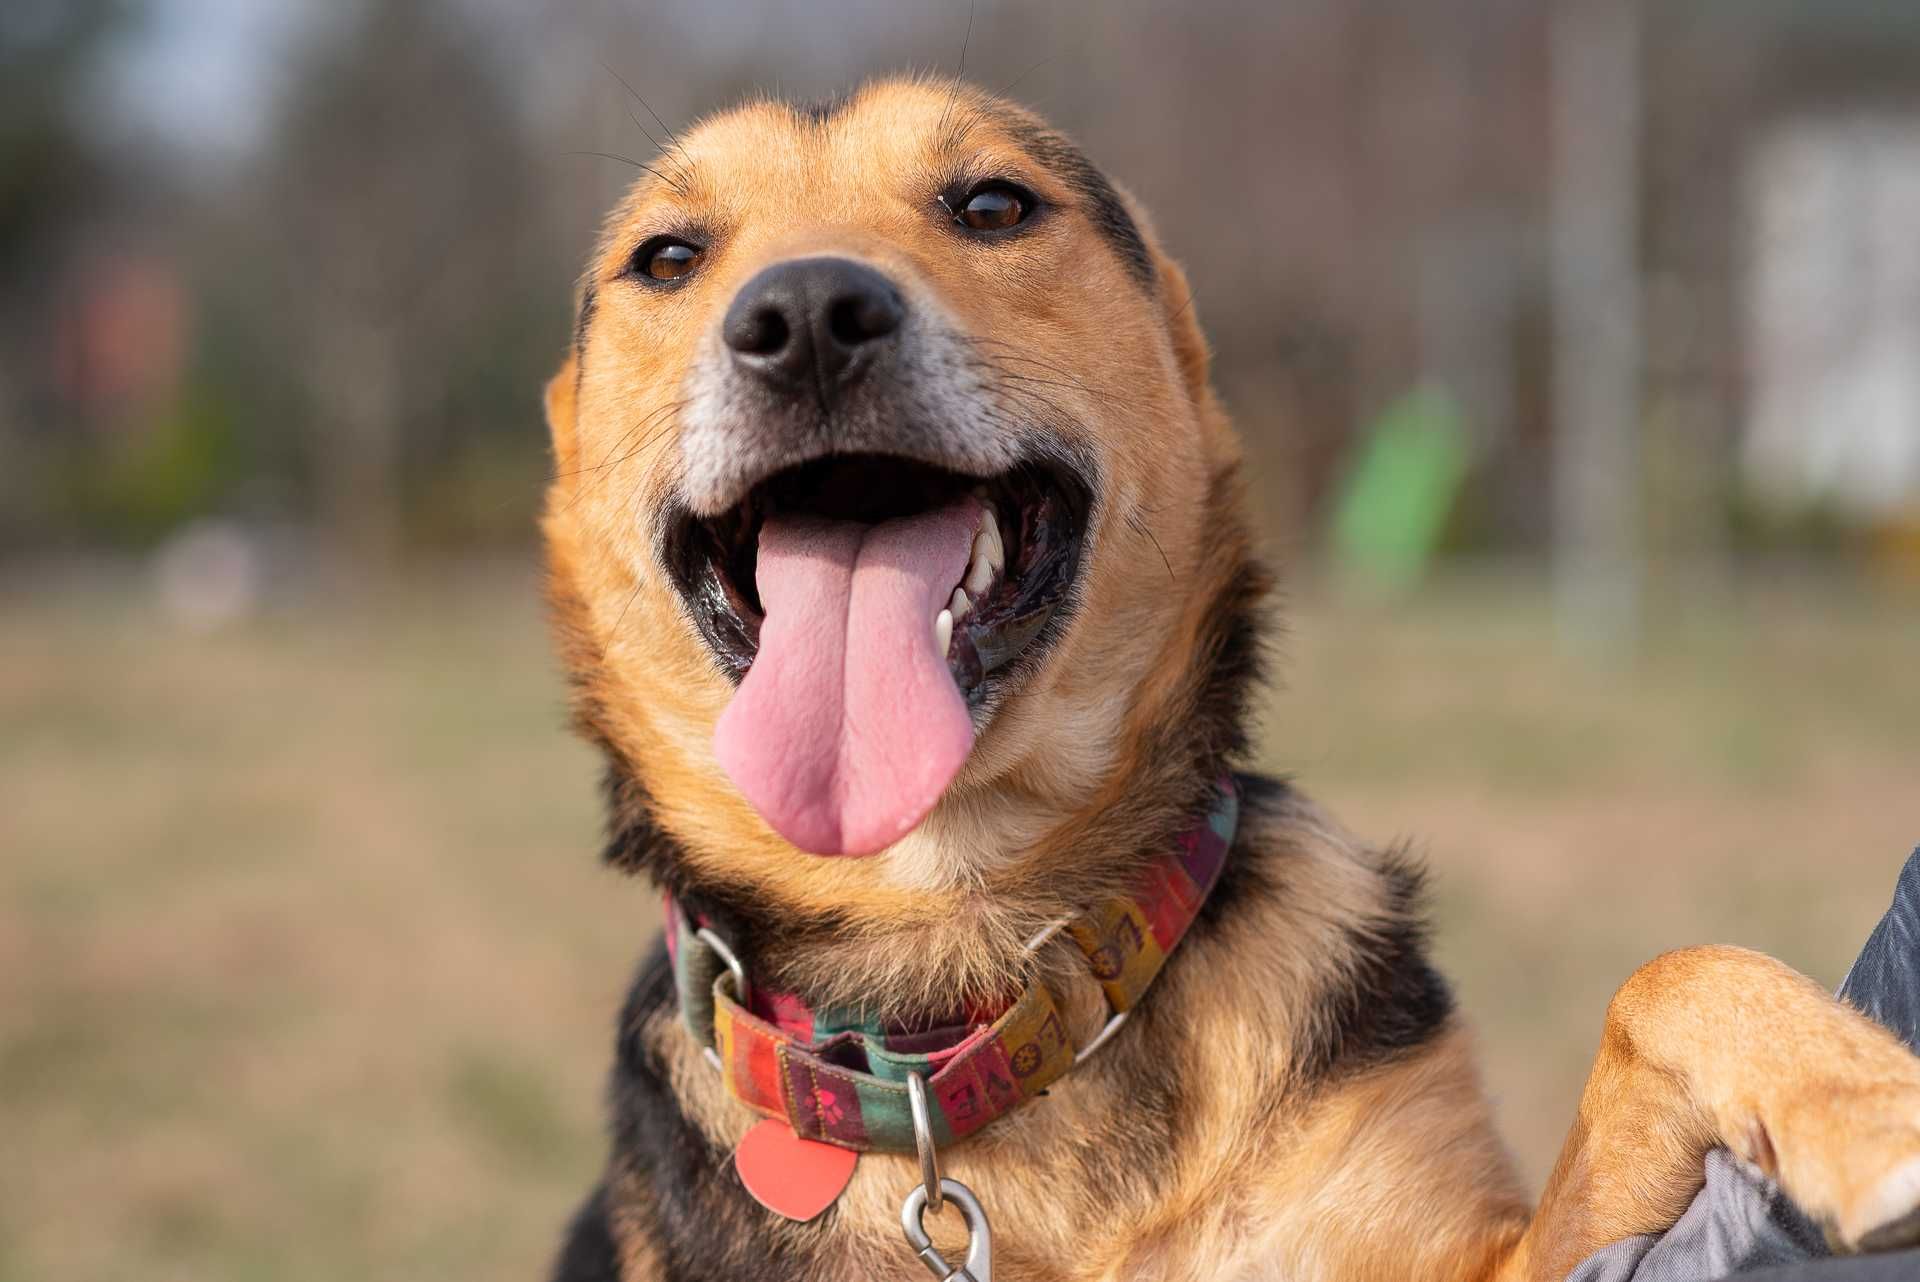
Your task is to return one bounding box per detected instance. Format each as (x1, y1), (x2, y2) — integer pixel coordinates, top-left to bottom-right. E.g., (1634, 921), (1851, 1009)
(3, 1), (1918, 1279)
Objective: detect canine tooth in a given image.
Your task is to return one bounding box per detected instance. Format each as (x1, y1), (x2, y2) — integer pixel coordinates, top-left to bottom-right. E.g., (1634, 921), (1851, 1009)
(934, 608), (953, 656)
(964, 545), (994, 596)
(977, 512), (1004, 571)
(949, 587), (971, 620)
(963, 508), (1003, 596)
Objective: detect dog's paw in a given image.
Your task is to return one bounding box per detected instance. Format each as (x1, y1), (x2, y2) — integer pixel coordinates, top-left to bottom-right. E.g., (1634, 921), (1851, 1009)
(1766, 1076), (1920, 1253)
(1849, 1155), (1920, 1252)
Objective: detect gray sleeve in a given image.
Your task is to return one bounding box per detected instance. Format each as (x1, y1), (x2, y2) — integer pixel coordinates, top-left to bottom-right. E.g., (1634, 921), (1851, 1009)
(1566, 1149), (1826, 1282)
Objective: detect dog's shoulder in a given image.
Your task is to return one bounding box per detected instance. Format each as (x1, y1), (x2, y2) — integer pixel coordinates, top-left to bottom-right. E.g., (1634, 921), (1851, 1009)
(1215, 771), (1456, 1085)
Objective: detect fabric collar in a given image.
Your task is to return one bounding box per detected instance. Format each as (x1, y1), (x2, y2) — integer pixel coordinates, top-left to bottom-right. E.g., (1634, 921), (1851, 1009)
(664, 776), (1239, 1153)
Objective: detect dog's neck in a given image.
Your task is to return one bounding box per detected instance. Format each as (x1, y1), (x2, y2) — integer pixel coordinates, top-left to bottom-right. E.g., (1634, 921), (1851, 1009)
(655, 777), (1240, 1153)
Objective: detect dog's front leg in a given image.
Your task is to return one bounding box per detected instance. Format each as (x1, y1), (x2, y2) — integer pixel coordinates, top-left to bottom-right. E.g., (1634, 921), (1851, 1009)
(1489, 945), (1920, 1282)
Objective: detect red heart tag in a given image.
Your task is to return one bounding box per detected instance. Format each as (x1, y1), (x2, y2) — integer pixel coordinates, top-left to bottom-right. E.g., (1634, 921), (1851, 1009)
(733, 1118), (859, 1222)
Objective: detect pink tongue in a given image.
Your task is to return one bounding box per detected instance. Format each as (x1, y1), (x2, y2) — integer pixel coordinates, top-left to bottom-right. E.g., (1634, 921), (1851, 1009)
(713, 499), (980, 856)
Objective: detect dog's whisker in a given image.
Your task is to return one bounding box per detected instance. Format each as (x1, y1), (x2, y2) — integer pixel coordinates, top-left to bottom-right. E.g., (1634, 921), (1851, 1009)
(989, 54), (1056, 104)
(577, 398), (688, 479)
(609, 575), (646, 633)
(1125, 509), (1176, 583)
(598, 63), (682, 192)
(996, 371), (1123, 410)
(596, 59), (696, 195)
(992, 384), (1077, 432)
(941, 332), (1120, 407)
(564, 149), (685, 195)
(554, 401), (689, 516)
(934, 0), (977, 152)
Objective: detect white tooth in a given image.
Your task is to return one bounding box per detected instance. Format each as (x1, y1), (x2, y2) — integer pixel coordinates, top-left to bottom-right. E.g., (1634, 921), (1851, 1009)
(949, 587), (971, 620)
(934, 608), (953, 656)
(978, 511), (1004, 572)
(964, 544), (993, 596)
(963, 507), (1002, 596)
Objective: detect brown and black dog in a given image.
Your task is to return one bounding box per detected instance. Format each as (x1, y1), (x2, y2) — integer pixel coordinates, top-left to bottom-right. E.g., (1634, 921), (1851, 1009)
(540, 78), (1920, 1281)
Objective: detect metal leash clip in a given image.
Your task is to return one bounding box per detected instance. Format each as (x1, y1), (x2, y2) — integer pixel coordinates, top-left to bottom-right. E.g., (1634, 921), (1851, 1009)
(902, 1072), (992, 1282)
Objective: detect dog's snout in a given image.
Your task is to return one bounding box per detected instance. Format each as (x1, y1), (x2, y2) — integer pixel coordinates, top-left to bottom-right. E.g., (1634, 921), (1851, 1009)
(721, 257), (905, 396)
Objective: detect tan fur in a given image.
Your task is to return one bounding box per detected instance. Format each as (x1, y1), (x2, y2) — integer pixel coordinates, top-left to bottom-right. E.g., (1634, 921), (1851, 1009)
(545, 78), (1920, 1279)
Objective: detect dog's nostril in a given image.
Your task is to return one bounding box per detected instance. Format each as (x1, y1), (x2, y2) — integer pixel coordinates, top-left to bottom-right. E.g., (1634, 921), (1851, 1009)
(729, 306), (790, 357)
(828, 292), (902, 348)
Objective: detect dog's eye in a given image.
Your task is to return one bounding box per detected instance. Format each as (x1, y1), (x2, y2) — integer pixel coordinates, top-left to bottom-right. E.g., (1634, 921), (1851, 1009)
(633, 237), (703, 283)
(955, 183), (1032, 232)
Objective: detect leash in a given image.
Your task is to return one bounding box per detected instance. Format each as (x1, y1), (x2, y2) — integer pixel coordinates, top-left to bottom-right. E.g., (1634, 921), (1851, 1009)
(664, 776), (1239, 1278)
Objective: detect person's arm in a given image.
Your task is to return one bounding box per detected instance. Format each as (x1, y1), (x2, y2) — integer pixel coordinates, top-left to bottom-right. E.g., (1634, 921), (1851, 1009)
(1734, 1253), (1920, 1281)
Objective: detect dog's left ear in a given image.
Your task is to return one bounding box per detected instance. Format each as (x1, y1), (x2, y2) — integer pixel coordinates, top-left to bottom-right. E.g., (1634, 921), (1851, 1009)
(1152, 248), (1211, 404)
(544, 354), (579, 475)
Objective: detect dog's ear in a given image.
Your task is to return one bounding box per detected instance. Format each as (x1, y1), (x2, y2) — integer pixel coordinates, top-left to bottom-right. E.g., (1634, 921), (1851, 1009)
(544, 355), (579, 475)
(1152, 249), (1210, 405)
(1116, 188), (1210, 405)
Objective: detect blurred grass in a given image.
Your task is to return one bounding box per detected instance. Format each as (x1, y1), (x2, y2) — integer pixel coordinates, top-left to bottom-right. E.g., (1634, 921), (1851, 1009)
(3, 563), (1918, 1281)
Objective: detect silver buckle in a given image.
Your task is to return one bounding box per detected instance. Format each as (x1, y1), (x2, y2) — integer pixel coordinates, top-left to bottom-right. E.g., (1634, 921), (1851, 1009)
(1020, 915), (1075, 956)
(695, 926), (747, 1074)
(1075, 1009), (1130, 1061)
(1019, 914), (1130, 1065)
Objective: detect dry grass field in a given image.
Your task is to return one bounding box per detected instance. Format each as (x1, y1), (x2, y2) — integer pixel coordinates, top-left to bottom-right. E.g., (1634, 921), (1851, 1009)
(3, 562), (1917, 1282)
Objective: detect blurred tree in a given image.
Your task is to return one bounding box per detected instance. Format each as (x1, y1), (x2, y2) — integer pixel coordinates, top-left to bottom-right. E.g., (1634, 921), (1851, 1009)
(7, 0), (1917, 569)
(0, 0), (137, 541)
(0, 0), (129, 278)
(239, 0), (566, 565)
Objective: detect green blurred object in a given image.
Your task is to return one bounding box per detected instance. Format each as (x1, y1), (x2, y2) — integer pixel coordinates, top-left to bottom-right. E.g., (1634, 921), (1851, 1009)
(1330, 386), (1472, 592)
(64, 381), (243, 543)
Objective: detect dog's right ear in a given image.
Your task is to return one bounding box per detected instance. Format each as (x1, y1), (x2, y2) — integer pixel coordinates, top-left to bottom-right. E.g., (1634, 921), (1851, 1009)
(544, 355), (579, 476)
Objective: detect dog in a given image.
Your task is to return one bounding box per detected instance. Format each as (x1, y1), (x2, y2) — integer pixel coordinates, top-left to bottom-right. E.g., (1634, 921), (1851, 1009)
(538, 78), (1920, 1281)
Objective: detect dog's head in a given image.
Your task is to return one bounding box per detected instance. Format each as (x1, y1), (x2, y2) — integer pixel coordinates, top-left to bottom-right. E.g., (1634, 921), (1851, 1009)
(545, 79), (1258, 914)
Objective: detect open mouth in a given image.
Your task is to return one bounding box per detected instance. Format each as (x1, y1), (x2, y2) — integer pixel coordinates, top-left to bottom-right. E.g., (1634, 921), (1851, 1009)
(668, 454), (1090, 702)
(667, 453), (1089, 857)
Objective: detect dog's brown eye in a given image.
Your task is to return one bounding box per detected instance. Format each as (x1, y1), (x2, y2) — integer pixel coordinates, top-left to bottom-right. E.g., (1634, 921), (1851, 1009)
(635, 237), (702, 283)
(956, 184), (1030, 232)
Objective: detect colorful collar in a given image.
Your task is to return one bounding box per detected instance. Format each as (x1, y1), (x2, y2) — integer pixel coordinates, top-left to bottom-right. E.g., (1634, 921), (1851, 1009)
(664, 777), (1239, 1153)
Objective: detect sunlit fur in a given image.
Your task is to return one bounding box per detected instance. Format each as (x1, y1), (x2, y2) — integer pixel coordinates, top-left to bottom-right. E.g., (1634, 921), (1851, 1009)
(543, 78), (1920, 1281)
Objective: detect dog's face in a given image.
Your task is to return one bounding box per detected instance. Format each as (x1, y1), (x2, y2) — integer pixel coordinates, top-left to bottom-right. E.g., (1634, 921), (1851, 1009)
(545, 79), (1243, 905)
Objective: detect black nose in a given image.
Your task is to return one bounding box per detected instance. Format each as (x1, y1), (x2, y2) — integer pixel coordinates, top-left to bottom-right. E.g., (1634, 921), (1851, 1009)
(721, 257), (905, 398)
